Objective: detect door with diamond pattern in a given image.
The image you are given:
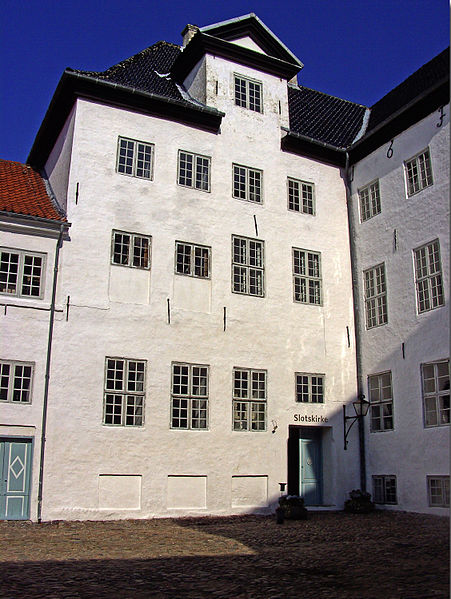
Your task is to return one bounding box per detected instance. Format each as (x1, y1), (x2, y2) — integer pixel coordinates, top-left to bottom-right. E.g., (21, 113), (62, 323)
(0, 439), (32, 520)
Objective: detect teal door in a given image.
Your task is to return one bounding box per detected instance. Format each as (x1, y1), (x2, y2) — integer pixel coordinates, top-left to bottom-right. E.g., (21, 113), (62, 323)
(300, 437), (322, 505)
(0, 439), (32, 520)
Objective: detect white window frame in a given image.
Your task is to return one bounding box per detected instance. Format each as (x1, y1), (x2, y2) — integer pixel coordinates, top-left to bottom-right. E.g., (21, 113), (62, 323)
(111, 231), (151, 270)
(413, 240), (444, 314)
(116, 136), (154, 179)
(232, 164), (263, 204)
(358, 179), (381, 222)
(232, 235), (265, 297)
(234, 74), (263, 113)
(233, 368), (267, 431)
(292, 248), (322, 305)
(0, 247), (46, 299)
(404, 148), (433, 196)
(287, 178), (315, 215)
(103, 357), (146, 427)
(368, 371), (394, 432)
(364, 263), (387, 328)
(295, 373), (324, 403)
(171, 363), (209, 430)
(175, 241), (211, 279)
(421, 360), (450, 428)
(0, 360), (34, 404)
(427, 476), (450, 507)
(177, 150), (211, 192)
(372, 475), (397, 504)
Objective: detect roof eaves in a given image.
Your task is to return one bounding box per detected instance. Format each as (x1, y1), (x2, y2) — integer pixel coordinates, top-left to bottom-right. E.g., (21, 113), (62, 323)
(281, 128), (346, 167)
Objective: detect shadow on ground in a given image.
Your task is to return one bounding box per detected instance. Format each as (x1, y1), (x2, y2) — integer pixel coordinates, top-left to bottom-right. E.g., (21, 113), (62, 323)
(0, 511), (448, 599)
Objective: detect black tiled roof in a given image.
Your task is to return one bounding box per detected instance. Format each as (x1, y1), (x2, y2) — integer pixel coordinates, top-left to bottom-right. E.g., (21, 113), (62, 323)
(367, 48), (450, 132)
(69, 41), (184, 102)
(288, 86), (367, 148)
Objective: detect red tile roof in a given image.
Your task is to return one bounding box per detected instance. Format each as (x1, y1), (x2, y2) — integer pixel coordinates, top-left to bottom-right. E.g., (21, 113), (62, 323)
(0, 159), (65, 221)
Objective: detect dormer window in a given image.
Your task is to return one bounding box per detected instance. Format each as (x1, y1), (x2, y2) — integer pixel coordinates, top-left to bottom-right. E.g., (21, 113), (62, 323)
(234, 75), (262, 113)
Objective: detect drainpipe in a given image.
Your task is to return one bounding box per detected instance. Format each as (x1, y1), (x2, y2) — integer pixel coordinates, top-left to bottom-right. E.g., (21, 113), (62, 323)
(344, 152), (367, 492)
(37, 223), (66, 522)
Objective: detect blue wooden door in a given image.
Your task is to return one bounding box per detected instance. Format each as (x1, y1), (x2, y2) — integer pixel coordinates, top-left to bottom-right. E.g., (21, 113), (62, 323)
(300, 437), (322, 505)
(0, 439), (32, 520)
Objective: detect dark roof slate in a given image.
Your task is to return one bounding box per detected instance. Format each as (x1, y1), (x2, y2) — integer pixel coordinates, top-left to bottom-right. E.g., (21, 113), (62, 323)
(69, 41), (184, 102)
(0, 160), (65, 221)
(288, 86), (367, 149)
(367, 48), (450, 132)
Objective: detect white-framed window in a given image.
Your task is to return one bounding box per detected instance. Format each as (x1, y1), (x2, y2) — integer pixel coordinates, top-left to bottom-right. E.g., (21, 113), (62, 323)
(0, 360), (33, 403)
(358, 180), (381, 222)
(368, 371), (393, 431)
(103, 357), (146, 426)
(232, 235), (264, 297)
(292, 248), (322, 305)
(287, 178), (315, 215)
(234, 74), (262, 113)
(116, 136), (154, 179)
(427, 476), (450, 507)
(233, 164), (262, 204)
(175, 241), (210, 278)
(364, 263), (387, 328)
(0, 248), (45, 299)
(405, 148), (433, 196)
(171, 363), (209, 430)
(414, 240), (444, 313)
(295, 373), (324, 403)
(422, 360), (450, 427)
(177, 150), (211, 192)
(111, 231), (151, 269)
(233, 368), (266, 431)
(372, 475), (397, 504)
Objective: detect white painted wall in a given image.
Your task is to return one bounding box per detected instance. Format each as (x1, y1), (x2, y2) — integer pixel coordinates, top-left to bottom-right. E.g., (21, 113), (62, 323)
(351, 107), (450, 514)
(36, 51), (360, 520)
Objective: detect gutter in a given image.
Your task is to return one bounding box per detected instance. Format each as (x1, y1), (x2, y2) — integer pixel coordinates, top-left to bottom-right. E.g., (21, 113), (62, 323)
(37, 221), (69, 522)
(344, 152), (366, 492)
(281, 127), (346, 166)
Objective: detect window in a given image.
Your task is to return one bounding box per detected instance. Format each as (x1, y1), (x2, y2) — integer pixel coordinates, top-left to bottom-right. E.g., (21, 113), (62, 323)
(422, 360), (450, 427)
(372, 475), (397, 504)
(295, 373), (324, 403)
(175, 242), (210, 278)
(116, 136), (154, 179)
(0, 248), (45, 299)
(288, 178), (315, 215)
(171, 363), (209, 430)
(364, 263), (387, 328)
(292, 248), (322, 305)
(111, 231), (151, 269)
(234, 74), (262, 112)
(405, 148), (433, 196)
(427, 476), (450, 507)
(414, 240), (444, 313)
(103, 358), (146, 426)
(0, 360), (33, 403)
(233, 164), (262, 204)
(178, 151), (211, 192)
(368, 372), (393, 431)
(232, 236), (264, 297)
(359, 180), (381, 222)
(233, 368), (266, 431)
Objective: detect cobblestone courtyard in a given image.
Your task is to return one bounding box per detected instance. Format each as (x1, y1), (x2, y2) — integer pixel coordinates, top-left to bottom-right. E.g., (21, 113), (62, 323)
(0, 511), (448, 598)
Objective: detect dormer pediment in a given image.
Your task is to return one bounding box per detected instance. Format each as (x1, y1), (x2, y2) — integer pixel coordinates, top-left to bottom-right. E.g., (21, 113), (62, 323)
(172, 14), (303, 83)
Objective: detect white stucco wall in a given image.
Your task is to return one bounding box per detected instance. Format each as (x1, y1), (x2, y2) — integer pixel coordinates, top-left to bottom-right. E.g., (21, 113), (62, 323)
(351, 107), (450, 514)
(36, 51), (360, 520)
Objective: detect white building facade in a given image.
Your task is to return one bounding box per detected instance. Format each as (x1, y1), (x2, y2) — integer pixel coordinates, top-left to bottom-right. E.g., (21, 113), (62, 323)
(1, 14), (448, 520)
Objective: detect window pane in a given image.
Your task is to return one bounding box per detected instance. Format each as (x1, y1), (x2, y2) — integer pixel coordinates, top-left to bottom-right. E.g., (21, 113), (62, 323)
(117, 138), (134, 175)
(136, 143), (152, 178)
(113, 233), (130, 266)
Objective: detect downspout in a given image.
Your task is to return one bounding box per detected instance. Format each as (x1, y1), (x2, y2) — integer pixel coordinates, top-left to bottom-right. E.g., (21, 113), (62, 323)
(344, 152), (367, 492)
(37, 223), (66, 522)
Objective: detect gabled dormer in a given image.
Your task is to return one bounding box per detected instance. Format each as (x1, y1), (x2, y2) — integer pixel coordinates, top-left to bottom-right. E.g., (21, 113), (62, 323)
(171, 14), (303, 126)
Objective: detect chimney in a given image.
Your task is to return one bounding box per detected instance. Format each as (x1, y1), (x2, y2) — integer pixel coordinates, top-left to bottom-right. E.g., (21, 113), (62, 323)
(181, 24), (199, 47)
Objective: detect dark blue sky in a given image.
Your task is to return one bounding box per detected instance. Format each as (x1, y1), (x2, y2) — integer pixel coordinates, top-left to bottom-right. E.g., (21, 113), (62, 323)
(1, 0), (449, 163)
